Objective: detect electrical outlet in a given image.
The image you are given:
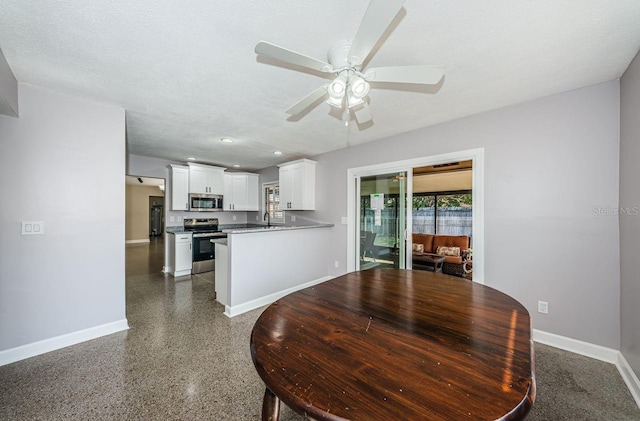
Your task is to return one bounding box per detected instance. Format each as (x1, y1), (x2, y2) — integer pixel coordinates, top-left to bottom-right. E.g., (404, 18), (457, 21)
(232, 215), (237, 221)
(538, 301), (549, 314)
(256, 215), (259, 221)
(334, 260), (339, 268)
(291, 215), (296, 222)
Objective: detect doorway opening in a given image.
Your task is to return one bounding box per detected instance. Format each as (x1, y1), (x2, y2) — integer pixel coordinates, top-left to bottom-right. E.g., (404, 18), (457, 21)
(412, 160), (473, 278)
(125, 175), (166, 274)
(347, 148), (484, 283)
(359, 172), (407, 270)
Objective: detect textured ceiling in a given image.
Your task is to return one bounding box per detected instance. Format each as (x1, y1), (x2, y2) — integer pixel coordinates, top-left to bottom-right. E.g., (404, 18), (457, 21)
(1, 1), (639, 170)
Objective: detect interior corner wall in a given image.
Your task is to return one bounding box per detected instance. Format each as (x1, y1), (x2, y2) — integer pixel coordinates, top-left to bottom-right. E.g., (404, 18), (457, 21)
(125, 185), (164, 241)
(620, 49), (640, 377)
(0, 84), (126, 353)
(303, 81), (621, 349)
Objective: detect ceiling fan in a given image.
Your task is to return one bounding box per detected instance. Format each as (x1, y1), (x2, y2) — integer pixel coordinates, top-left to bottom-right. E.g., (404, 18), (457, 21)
(255, 0), (444, 126)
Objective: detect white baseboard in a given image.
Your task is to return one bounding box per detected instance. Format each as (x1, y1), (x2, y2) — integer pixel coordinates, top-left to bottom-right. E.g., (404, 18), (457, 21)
(171, 269), (191, 278)
(616, 352), (640, 408)
(533, 329), (619, 363)
(126, 239), (150, 244)
(534, 329), (640, 409)
(0, 319), (129, 367)
(224, 275), (334, 318)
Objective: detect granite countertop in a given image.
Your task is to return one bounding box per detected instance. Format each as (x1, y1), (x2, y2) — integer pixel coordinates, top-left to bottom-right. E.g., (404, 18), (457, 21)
(167, 223), (334, 235)
(166, 226), (189, 234)
(221, 223), (334, 234)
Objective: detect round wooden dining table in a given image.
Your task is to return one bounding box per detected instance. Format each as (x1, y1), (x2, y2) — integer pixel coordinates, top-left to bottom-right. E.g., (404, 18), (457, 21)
(250, 269), (535, 420)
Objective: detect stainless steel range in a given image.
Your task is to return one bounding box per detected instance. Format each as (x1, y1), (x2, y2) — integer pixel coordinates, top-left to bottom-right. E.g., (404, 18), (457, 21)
(183, 218), (227, 274)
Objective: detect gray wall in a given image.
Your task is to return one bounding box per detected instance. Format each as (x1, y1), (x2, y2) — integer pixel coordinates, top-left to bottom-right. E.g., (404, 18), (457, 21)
(620, 50), (640, 376)
(298, 81), (621, 348)
(0, 84), (126, 351)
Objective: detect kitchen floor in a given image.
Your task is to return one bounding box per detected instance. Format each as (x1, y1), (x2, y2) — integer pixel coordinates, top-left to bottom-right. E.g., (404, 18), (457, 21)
(0, 238), (638, 420)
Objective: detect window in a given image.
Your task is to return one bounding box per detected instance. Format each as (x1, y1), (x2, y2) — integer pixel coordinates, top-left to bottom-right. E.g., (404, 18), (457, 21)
(263, 182), (284, 224)
(413, 191), (472, 237)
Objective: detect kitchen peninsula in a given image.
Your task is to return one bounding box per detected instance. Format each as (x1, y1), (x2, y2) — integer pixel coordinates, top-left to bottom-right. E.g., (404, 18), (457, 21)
(213, 223), (333, 317)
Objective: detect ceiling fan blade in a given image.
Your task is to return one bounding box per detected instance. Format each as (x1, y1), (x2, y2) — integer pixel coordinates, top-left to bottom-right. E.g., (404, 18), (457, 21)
(354, 102), (373, 124)
(365, 65), (445, 85)
(286, 85), (329, 115)
(348, 0), (405, 66)
(256, 41), (333, 73)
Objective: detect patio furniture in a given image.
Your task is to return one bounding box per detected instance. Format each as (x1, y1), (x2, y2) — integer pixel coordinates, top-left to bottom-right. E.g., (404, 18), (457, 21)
(361, 231), (377, 259)
(412, 233), (471, 277)
(412, 252), (445, 273)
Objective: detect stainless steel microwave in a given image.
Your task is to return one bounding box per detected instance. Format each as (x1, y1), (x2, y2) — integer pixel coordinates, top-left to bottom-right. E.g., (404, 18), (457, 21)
(189, 194), (223, 211)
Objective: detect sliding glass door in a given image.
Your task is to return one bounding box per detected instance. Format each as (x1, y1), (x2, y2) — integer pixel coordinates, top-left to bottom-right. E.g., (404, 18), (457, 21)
(357, 171), (409, 270)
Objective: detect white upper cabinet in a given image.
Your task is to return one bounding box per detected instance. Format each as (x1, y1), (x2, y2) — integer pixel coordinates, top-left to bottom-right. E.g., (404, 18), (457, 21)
(278, 159), (316, 210)
(188, 163), (226, 195)
(169, 164), (189, 211)
(224, 173), (259, 211)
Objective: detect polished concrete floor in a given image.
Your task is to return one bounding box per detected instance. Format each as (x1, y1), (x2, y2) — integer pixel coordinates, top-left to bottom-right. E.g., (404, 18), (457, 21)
(1, 237), (639, 419)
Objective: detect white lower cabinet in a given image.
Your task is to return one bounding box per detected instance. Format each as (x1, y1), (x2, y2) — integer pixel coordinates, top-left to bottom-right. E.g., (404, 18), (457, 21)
(168, 232), (192, 277)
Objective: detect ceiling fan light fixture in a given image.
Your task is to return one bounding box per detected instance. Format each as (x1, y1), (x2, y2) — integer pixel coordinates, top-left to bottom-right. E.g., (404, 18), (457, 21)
(347, 91), (364, 108)
(328, 73), (347, 101)
(255, 0), (445, 126)
(326, 95), (344, 108)
(349, 75), (370, 99)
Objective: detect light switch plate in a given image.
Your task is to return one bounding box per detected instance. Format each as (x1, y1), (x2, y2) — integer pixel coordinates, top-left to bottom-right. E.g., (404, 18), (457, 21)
(22, 221), (44, 235)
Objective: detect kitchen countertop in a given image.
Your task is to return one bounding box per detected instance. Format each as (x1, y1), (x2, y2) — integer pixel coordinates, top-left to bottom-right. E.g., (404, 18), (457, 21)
(167, 223), (334, 235)
(166, 227), (190, 234)
(221, 223), (333, 234)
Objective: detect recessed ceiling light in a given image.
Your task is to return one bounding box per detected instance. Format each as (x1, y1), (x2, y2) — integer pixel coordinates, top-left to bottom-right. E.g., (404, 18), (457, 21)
(187, 157), (196, 161)
(273, 151), (283, 156)
(221, 138), (233, 143)
(233, 164), (240, 168)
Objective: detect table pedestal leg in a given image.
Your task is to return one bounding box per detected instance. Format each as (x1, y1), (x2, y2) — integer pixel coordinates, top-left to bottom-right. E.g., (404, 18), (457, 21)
(262, 387), (281, 421)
